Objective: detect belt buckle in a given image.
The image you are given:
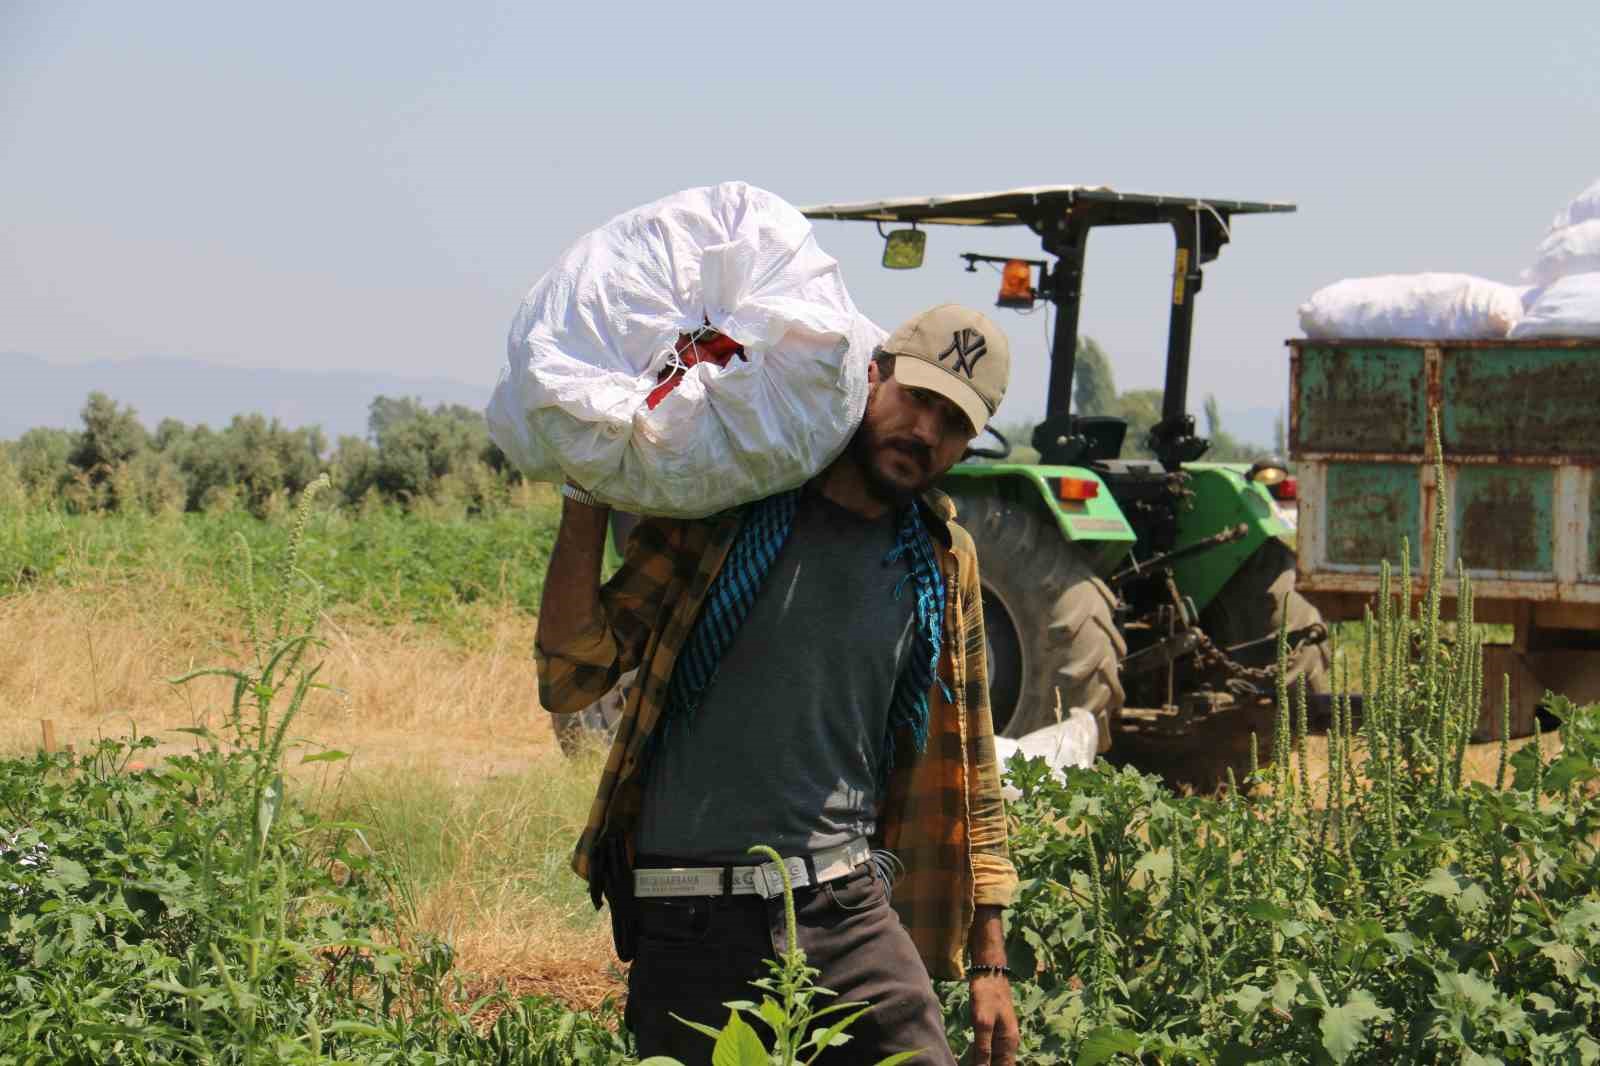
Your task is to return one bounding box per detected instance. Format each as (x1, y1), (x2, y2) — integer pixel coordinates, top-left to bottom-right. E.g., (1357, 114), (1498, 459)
(752, 857), (806, 900)
(751, 860), (785, 900)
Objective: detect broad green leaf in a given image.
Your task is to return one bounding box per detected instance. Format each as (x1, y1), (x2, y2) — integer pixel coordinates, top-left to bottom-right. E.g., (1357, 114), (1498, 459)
(1542, 752), (1598, 793)
(1557, 899), (1600, 936)
(1241, 900), (1295, 922)
(1434, 970), (1497, 1010)
(1076, 1025), (1142, 1066)
(1458, 883), (1490, 915)
(711, 1011), (769, 1066)
(805, 1004), (870, 1055)
(757, 998), (786, 1035)
(1420, 868), (1461, 899)
(1318, 989), (1391, 1063)
(50, 857), (90, 889)
(1229, 985), (1270, 1016)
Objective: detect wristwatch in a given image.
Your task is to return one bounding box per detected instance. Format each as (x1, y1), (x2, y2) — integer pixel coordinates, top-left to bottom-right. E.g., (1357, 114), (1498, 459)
(560, 482), (605, 508)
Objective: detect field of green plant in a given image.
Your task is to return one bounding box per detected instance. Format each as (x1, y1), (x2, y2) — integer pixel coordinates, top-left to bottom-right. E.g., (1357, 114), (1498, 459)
(1, 495), (559, 645)
(3, 445), (1597, 1063)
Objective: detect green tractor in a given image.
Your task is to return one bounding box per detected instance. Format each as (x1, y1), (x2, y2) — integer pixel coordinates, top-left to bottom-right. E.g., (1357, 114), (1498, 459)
(801, 187), (1330, 775)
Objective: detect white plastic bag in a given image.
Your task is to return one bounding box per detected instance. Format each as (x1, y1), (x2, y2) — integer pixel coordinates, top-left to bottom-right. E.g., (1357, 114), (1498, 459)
(1550, 177), (1600, 231)
(1508, 273), (1600, 339)
(1298, 273), (1524, 340)
(1525, 219), (1600, 287)
(993, 708), (1100, 801)
(486, 182), (882, 518)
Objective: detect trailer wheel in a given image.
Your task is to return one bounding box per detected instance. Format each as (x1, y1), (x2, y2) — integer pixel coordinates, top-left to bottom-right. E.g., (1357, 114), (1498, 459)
(1201, 538), (1330, 696)
(950, 490), (1125, 744)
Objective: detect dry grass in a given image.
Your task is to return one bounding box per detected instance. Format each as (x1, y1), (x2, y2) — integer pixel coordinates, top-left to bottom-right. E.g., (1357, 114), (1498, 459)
(0, 575), (625, 1004)
(0, 580), (557, 771)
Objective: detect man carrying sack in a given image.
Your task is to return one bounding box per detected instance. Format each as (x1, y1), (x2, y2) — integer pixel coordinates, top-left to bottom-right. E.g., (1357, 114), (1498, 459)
(536, 305), (1021, 1066)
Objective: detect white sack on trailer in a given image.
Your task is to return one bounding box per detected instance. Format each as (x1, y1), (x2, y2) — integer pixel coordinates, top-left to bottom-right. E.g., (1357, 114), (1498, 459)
(1297, 273), (1524, 340)
(486, 182), (882, 518)
(1549, 177), (1600, 231)
(1525, 219), (1600, 287)
(1508, 273), (1600, 339)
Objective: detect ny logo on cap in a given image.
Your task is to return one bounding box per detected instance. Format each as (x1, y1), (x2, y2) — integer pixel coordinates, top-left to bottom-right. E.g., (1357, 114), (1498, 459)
(937, 328), (988, 378)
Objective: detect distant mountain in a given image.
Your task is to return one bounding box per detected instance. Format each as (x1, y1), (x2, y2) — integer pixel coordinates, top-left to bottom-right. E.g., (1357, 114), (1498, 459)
(3, 353), (493, 442)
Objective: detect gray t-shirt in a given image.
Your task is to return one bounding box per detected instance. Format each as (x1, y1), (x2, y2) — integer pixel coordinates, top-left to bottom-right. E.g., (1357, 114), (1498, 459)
(634, 492), (917, 863)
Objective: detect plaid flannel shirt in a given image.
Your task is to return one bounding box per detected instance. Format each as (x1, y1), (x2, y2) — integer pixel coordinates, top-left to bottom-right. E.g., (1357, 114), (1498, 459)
(535, 489), (1018, 980)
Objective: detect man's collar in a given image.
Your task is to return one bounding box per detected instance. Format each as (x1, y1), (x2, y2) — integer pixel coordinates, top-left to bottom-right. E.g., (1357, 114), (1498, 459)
(916, 487), (956, 547)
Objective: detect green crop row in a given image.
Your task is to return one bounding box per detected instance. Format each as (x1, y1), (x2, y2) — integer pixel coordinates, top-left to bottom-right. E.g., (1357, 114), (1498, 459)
(0, 498), (559, 644)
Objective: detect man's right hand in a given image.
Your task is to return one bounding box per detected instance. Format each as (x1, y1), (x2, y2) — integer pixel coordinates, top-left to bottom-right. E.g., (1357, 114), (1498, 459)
(535, 487), (612, 653)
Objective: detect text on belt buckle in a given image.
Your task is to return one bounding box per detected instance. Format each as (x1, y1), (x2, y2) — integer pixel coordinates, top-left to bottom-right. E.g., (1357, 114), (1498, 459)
(752, 856), (808, 899)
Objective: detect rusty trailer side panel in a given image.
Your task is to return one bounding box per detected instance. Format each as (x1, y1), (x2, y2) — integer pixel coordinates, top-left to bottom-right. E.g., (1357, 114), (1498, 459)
(1289, 339), (1600, 631)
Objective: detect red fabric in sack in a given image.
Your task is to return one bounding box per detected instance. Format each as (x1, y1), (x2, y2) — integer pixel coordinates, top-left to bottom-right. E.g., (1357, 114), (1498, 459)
(645, 330), (747, 410)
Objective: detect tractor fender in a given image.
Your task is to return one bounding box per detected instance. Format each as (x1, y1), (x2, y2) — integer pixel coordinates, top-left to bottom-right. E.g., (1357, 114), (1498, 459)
(940, 463), (1136, 578)
(1171, 463), (1294, 612)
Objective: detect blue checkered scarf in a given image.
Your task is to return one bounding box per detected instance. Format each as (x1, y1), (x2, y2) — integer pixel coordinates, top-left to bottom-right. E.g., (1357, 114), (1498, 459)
(657, 489), (947, 779)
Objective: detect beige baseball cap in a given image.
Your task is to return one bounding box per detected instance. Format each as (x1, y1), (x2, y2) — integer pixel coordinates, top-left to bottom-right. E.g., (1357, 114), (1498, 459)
(880, 304), (1011, 434)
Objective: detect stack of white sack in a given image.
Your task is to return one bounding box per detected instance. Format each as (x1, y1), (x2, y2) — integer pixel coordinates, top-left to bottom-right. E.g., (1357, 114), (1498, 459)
(486, 182), (884, 518)
(992, 708), (1100, 802)
(1298, 273), (1525, 340)
(1513, 179), (1600, 339)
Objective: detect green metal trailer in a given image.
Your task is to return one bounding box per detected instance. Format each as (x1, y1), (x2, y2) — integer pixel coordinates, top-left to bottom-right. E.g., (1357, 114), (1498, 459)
(1288, 338), (1600, 736)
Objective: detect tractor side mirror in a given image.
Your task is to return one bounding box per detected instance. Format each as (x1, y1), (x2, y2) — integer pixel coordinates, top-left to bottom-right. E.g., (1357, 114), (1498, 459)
(882, 228), (926, 269)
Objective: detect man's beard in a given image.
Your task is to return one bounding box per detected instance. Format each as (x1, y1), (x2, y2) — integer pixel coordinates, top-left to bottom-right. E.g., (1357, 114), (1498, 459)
(848, 421), (936, 506)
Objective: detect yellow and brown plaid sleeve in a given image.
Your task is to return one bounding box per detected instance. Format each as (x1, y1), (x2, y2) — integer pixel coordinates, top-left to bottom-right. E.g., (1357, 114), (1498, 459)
(879, 511), (1017, 980)
(535, 516), (686, 715)
(953, 520), (1018, 910)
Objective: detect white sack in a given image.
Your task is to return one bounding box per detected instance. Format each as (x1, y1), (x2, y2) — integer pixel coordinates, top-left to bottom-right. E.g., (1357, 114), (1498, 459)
(486, 182), (882, 518)
(1508, 273), (1600, 339)
(1550, 177), (1600, 231)
(1525, 219), (1600, 287)
(1298, 273), (1524, 340)
(994, 708), (1100, 801)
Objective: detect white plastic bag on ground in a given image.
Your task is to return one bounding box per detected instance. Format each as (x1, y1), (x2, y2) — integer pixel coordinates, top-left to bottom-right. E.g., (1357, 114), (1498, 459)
(1298, 273), (1523, 340)
(486, 182), (882, 518)
(1525, 219), (1600, 287)
(1550, 177), (1600, 231)
(993, 708), (1100, 801)
(1508, 273), (1600, 339)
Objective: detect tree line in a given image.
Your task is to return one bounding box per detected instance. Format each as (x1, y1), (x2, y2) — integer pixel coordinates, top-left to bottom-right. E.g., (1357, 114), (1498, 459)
(994, 338), (1282, 463)
(0, 393), (520, 517)
(3, 344), (1285, 517)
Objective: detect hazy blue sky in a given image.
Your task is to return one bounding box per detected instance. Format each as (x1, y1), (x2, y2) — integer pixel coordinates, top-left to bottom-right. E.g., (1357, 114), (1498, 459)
(4, 2), (1597, 429)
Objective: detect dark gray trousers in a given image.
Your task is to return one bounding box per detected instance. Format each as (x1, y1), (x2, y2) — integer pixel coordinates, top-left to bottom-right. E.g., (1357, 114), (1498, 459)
(624, 866), (957, 1065)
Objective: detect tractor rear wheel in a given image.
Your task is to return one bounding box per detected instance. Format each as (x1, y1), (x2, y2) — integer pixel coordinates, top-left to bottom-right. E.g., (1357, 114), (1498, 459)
(950, 490), (1125, 744)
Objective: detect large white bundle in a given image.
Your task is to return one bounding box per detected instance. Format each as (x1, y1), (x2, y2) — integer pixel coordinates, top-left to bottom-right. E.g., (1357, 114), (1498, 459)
(486, 182), (882, 518)
(1298, 273), (1523, 340)
(1525, 219), (1600, 287)
(1508, 273), (1600, 339)
(1550, 177), (1600, 231)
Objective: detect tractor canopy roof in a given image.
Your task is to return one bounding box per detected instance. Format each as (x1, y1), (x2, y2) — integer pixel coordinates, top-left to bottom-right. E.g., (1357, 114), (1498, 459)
(800, 185), (1295, 228)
